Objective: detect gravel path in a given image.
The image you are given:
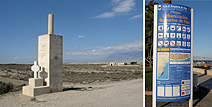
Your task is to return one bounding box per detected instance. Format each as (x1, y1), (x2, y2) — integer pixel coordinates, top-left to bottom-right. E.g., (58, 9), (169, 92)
(0, 79), (143, 107)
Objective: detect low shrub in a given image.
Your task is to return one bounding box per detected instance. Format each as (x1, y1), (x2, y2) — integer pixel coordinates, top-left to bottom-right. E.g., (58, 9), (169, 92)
(0, 82), (13, 95)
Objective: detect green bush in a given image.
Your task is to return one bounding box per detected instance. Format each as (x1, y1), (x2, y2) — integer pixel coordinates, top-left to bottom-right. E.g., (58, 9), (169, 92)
(130, 62), (137, 65)
(0, 82), (13, 95)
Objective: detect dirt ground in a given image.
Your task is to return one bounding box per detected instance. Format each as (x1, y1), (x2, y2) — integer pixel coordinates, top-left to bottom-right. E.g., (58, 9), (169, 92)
(0, 79), (143, 107)
(0, 64), (143, 107)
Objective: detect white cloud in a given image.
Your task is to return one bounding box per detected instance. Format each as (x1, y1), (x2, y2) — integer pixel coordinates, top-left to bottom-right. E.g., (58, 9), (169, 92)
(130, 14), (142, 20)
(12, 56), (37, 64)
(113, 0), (135, 13)
(78, 35), (85, 39)
(14, 56), (36, 60)
(65, 40), (142, 56)
(112, 0), (121, 4)
(95, 0), (135, 18)
(95, 12), (115, 18)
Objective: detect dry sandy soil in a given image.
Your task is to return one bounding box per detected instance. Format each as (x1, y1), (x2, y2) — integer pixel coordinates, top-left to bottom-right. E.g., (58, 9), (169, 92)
(0, 79), (143, 107)
(0, 64), (143, 107)
(0, 64), (142, 85)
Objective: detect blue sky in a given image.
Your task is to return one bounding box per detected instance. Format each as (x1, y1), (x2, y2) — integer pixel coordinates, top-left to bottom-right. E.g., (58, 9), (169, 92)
(2, 0), (210, 64)
(0, 0), (142, 64)
(146, 0), (212, 59)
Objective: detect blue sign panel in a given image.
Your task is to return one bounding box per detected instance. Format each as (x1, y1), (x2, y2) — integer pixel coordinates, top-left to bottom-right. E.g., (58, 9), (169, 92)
(155, 4), (192, 102)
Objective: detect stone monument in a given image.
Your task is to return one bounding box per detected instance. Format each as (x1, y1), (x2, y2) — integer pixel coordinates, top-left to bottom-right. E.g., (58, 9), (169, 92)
(23, 14), (63, 97)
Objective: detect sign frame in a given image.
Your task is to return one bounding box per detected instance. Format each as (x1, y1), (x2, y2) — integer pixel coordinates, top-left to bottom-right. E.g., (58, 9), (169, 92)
(152, 4), (193, 107)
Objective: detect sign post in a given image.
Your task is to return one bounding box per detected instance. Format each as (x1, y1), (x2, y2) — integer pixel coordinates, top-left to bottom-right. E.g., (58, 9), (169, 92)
(153, 4), (193, 107)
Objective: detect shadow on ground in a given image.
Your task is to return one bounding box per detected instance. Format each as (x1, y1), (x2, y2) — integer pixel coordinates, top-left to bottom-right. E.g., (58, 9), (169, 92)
(199, 78), (212, 90)
(193, 86), (210, 106)
(63, 87), (93, 92)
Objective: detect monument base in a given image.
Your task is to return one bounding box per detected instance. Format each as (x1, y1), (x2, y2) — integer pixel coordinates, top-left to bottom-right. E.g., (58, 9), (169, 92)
(22, 86), (50, 97)
(29, 78), (43, 87)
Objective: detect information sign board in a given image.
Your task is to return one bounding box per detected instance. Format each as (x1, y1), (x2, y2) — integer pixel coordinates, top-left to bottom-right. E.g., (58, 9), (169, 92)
(153, 4), (193, 102)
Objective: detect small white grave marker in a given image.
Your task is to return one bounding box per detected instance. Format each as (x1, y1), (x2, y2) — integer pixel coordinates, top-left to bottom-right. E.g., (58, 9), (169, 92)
(31, 61), (40, 79)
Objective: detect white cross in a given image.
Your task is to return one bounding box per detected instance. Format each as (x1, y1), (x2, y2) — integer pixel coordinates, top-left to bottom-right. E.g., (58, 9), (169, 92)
(31, 61), (40, 79)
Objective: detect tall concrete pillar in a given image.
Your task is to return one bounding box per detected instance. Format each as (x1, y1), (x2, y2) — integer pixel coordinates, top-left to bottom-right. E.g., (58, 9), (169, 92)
(38, 14), (63, 92)
(48, 14), (54, 34)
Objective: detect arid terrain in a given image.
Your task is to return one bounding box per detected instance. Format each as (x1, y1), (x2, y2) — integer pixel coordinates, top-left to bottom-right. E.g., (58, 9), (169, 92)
(0, 64), (143, 107)
(0, 64), (142, 90)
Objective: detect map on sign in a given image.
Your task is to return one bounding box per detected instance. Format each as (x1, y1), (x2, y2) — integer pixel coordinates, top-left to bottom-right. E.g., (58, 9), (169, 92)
(170, 53), (190, 64)
(157, 52), (169, 80)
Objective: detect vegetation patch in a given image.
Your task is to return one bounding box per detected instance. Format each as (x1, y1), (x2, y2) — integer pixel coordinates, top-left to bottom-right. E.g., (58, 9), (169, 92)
(0, 82), (13, 95)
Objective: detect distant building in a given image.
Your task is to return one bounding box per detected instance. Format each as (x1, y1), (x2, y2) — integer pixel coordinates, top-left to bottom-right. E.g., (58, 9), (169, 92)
(109, 62), (127, 66)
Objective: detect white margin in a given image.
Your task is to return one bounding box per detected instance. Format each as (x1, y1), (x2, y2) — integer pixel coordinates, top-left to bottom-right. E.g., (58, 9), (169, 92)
(152, 4), (158, 107)
(143, 0), (145, 107)
(189, 8), (194, 107)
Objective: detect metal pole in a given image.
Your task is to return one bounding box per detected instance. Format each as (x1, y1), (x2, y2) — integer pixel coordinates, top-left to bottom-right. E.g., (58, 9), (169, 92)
(152, 5), (158, 107)
(189, 8), (194, 107)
